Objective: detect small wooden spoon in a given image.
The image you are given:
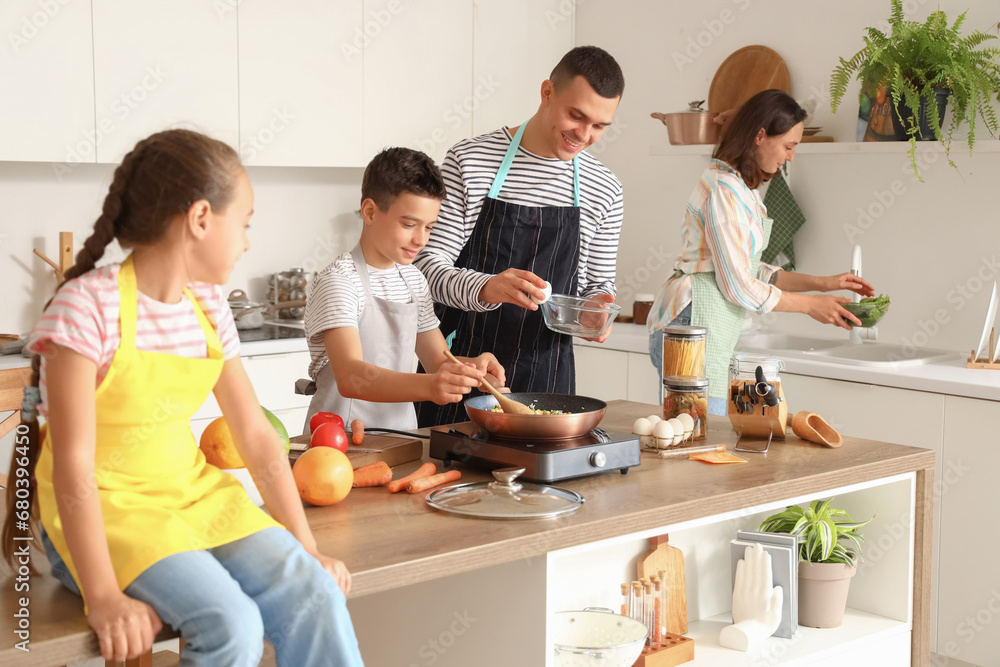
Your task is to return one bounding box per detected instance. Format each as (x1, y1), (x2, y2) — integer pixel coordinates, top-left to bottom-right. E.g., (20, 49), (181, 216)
(441, 349), (535, 415)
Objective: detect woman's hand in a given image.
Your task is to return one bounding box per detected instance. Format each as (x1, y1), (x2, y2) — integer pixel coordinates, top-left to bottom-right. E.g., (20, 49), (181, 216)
(817, 272), (875, 297)
(88, 591), (162, 662)
(807, 294), (861, 329)
(309, 550), (353, 596)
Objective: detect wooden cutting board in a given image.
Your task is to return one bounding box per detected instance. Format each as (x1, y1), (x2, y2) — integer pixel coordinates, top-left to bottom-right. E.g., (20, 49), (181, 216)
(707, 45), (790, 114)
(289, 433), (423, 469)
(637, 534), (688, 634)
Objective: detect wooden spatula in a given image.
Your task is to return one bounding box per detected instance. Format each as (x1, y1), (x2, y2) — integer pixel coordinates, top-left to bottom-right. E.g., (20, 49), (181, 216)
(441, 349), (535, 415)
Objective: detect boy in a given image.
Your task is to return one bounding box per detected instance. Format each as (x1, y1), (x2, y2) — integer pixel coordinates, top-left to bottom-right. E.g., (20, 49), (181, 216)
(300, 147), (505, 432)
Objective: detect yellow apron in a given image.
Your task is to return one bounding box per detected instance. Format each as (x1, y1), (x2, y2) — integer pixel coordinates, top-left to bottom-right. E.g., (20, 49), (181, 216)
(36, 256), (279, 598)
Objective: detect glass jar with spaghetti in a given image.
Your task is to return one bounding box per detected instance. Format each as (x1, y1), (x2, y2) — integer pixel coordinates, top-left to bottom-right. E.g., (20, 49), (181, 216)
(661, 325), (707, 378)
(663, 375), (709, 440)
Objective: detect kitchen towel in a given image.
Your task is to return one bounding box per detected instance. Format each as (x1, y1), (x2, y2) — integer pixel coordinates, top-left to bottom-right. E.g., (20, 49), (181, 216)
(761, 171), (805, 271)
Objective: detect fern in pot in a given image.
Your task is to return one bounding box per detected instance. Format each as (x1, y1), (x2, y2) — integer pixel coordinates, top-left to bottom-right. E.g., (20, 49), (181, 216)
(760, 499), (874, 628)
(829, 0), (1000, 179)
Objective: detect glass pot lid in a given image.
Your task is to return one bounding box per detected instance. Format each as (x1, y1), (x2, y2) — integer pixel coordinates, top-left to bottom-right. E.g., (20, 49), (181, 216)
(424, 468), (585, 520)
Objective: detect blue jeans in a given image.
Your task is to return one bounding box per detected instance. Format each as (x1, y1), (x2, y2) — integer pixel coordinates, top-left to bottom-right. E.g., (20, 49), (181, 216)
(42, 527), (364, 667)
(648, 304), (727, 416)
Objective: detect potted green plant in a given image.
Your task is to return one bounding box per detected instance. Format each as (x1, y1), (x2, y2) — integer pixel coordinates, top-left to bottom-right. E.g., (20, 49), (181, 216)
(829, 0), (1000, 179)
(759, 498), (874, 628)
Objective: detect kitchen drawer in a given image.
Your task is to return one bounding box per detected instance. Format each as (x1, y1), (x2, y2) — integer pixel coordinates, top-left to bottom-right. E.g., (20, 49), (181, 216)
(575, 346), (628, 402)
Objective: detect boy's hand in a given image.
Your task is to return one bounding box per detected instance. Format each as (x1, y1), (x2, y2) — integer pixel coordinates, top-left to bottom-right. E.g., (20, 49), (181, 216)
(462, 352), (506, 388)
(429, 361), (484, 404)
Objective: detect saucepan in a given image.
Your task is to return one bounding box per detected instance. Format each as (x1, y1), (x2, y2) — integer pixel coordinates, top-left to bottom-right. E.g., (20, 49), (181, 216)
(228, 290), (306, 330)
(463, 392), (607, 440)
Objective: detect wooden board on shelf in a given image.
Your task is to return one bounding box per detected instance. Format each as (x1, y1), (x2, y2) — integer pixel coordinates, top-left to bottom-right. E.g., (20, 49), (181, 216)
(637, 534), (688, 634)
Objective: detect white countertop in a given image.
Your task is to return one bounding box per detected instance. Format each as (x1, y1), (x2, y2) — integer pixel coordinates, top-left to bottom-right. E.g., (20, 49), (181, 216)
(575, 322), (1000, 402)
(0, 336), (309, 372)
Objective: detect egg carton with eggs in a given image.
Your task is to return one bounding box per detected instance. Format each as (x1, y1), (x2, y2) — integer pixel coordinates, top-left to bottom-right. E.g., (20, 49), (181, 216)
(632, 414), (695, 450)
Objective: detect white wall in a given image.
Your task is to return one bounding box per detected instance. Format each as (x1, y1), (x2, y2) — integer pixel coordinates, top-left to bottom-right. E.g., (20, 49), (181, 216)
(577, 0), (1000, 355)
(0, 161), (365, 335)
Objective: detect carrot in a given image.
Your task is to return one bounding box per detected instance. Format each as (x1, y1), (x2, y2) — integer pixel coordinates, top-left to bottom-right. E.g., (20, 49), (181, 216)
(406, 469), (461, 494)
(352, 461), (392, 487)
(351, 419), (365, 445)
(386, 462), (437, 493)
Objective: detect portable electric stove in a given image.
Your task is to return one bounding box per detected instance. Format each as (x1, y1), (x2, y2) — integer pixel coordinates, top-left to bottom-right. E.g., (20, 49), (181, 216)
(429, 421), (641, 483)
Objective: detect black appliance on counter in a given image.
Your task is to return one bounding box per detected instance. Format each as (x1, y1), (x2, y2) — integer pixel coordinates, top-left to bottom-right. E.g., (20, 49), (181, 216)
(429, 422), (641, 483)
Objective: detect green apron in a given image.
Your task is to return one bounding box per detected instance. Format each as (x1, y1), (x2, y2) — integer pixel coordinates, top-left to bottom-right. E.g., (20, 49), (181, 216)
(689, 216), (773, 401)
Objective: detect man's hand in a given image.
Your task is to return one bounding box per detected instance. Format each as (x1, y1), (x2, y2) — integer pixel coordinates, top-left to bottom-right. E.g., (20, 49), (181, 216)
(479, 269), (548, 310)
(579, 293), (618, 343)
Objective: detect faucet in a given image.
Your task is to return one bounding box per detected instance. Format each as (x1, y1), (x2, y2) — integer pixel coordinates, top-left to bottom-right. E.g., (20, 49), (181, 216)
(849, 245), (877, 343)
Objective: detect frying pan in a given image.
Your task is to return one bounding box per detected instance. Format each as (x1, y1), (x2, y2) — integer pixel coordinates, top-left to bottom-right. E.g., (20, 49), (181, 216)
(463, 392), (607, 440)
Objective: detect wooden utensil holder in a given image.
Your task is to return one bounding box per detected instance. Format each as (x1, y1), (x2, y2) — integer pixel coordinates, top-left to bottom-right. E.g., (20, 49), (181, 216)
(968, 328), (1000, 369)
(632, 633), (694, 667)
(727, 380), (787, 438)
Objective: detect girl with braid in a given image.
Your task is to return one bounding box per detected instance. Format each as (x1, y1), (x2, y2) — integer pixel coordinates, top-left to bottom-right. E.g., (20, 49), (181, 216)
(1, 130), (364, 666)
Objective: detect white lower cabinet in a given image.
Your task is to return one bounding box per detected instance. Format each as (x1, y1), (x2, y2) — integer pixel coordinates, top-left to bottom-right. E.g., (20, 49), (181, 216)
(937, 395), (1000, 666)
(547, 474), (917, 666)
(574, 346), (628, 402)
(190, 350), (311, 443)
(575, 346), (660, 405)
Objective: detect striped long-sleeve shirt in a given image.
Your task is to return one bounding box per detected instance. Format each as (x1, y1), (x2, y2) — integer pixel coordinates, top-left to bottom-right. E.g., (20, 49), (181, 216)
(414, 127), (624, 311)
(648, 159), (782, 333)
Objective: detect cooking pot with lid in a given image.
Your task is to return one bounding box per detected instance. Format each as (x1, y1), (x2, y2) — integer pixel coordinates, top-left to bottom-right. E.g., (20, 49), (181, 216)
(227, 290), (306, 330)
(651, 100), (722, 145)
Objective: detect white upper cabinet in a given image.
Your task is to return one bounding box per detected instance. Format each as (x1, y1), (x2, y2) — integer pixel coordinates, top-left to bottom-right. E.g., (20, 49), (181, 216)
(1, 1), (95, 164)
(471, 0), (574, 136)
(238, 1), (363, 167)
(362, 0), (473, 165)
(91, 0), (239, 163)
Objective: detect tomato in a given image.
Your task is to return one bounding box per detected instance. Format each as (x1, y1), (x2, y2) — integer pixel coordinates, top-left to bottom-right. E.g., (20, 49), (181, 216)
(309, 411), (345, 434)
(311, 422), (349, 453)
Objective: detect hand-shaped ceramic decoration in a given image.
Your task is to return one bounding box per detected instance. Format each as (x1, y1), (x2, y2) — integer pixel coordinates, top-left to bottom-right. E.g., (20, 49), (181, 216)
(719, 542), (784, 651)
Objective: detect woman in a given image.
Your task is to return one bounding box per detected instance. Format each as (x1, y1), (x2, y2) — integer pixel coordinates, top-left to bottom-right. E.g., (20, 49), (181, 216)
(647, 90), (874, 416)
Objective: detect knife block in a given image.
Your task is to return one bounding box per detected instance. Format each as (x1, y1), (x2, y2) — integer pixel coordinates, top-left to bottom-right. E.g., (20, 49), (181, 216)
(632, 633), (694, 666)
(727, 380), (787, 438)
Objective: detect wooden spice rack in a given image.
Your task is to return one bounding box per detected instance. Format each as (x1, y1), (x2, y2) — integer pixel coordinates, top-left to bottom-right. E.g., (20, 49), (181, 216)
(633, 633), (694, 666)
(968, 328), (1000, 369)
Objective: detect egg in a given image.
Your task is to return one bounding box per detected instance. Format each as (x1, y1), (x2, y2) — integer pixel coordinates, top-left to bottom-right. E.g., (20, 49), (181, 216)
(632, 417), (653, 437)
(646, 414), (662, 425)
(531, 281), (552, 305)
(675, 413), (695, 434)
(651, 420), (674, 448)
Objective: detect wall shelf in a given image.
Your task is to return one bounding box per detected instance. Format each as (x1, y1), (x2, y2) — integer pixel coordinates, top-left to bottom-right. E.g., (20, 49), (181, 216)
(649, 140), (1000, 157)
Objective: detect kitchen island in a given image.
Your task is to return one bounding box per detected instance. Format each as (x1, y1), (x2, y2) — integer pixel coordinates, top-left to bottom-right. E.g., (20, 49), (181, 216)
(0, 401), (933, 666)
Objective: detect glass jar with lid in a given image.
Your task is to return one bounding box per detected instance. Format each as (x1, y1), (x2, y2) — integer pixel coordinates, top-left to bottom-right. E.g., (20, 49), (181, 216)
(729, 352), (785, 410)
(663, 375), (709, 440)
(660, 324), (707, 378)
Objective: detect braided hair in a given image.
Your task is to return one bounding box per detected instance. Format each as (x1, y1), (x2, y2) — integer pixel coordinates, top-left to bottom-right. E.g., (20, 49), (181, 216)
(2, 129), (242, 573)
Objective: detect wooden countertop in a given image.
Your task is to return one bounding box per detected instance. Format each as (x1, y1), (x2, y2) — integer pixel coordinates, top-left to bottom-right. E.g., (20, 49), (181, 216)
(0, 400), (935, 666)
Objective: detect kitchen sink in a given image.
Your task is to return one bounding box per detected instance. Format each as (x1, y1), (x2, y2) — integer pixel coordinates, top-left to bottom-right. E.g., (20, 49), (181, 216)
(736, 333), (961, 368)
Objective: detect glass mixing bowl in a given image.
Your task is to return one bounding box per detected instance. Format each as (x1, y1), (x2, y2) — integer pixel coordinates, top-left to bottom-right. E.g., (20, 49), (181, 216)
(540, 294), (622, 338)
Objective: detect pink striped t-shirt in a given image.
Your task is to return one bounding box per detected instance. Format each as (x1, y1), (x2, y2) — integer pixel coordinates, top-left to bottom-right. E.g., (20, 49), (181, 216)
(27, 263), (240, 418)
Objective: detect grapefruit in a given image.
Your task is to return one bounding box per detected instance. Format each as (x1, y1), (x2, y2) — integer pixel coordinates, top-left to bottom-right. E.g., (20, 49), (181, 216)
(293, 447), (353, 506)
(200, 407), (291, 469)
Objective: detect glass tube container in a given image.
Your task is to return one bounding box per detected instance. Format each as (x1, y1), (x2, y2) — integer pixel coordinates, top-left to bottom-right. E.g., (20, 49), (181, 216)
(620, 583), (629, 617)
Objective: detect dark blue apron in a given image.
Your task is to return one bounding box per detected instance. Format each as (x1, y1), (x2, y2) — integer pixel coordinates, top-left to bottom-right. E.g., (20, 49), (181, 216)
(416, 121), (582, 427)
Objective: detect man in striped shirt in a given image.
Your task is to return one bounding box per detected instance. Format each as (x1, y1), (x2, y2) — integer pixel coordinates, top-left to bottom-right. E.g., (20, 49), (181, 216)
(415, 46), (625, 426)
